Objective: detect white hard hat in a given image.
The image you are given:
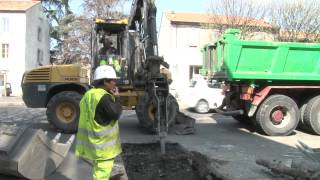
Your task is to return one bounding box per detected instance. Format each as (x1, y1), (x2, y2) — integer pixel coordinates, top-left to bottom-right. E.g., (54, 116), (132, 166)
(93, 65), (118, 80)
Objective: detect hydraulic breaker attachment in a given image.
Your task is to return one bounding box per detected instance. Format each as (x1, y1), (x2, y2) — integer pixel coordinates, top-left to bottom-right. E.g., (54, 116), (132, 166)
(152, 81), (169, 154)
(0, 124), (74, 179)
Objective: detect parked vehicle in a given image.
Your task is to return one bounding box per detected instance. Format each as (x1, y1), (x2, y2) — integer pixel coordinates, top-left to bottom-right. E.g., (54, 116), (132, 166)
(5, 83), (12, 96)
(201, 29), (320, 136)
(21, 0), (178, 137)
(182, 77), (223, 113)
(0, 1), (183, 179)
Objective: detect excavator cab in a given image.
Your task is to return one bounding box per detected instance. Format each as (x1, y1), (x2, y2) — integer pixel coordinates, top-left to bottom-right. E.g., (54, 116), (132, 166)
(91, 18), (143, 107)
(92, 18), (128, 77)
(92, 17), (146, 87)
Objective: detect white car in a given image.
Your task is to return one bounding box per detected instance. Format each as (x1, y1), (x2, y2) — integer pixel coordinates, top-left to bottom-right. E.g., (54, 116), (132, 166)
(182, 78), (224, 113)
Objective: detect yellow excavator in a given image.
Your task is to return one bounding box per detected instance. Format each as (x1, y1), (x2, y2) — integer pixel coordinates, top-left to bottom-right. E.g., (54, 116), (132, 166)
(21, 0), (178, 148)
(0, 0), (181, 179)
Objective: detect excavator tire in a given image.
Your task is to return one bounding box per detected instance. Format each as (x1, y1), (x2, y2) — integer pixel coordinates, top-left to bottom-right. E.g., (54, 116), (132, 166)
(168, 94), (179, 124)
(46, 91), (82, 134)
(135, 93), (178, 132)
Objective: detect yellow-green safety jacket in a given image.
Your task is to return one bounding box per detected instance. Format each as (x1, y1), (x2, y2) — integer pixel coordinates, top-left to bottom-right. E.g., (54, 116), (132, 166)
(75, 88), (122, 160)
(100, 58), (121, 72)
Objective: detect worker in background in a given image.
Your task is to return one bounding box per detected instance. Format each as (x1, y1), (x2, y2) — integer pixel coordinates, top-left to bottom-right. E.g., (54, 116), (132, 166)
(99, 37), (121, 75)
(99, 37), (116, 56)
(217, 84), (232, 110)
(100, 55), (121, 73)
(75, 65), (123, 180)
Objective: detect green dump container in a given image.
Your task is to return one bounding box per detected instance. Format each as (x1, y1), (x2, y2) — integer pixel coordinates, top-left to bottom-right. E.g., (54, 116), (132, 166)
(205, 29), (320, 82)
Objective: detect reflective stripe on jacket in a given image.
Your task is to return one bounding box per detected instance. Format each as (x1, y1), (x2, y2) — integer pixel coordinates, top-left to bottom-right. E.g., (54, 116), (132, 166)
(75, 88), (122, 160)
(99, 59), (120, 72)
(112, 59), (121, 72)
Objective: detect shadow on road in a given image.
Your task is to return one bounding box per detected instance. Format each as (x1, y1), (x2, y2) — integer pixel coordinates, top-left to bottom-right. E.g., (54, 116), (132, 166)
(0, 107), (319, 179)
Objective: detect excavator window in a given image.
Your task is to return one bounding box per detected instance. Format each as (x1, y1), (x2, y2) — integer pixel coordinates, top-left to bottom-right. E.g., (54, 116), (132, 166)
(92, 20), (129, 85)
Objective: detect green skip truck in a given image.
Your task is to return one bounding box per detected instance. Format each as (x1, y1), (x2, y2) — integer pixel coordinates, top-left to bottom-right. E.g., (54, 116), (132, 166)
(201, 29), (320, 136)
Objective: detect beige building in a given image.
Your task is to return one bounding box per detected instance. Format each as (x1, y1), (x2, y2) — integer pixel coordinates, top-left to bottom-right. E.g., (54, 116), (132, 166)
(0, 0), (50, 96)
(158, 12), (274, 96)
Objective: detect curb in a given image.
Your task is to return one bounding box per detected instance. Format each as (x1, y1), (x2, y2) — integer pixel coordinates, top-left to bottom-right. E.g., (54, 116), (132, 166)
(0, 102), (26, 106)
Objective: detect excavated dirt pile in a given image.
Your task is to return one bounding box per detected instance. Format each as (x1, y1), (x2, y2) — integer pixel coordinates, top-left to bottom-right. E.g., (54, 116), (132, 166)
(121, 143), (221, 180)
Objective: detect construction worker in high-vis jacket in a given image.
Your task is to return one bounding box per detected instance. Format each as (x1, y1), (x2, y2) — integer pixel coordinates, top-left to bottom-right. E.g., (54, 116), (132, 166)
(75, 65), (123, 180)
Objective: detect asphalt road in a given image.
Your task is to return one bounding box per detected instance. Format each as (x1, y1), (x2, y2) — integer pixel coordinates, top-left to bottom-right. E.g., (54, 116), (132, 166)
(0, 103), (319, 179)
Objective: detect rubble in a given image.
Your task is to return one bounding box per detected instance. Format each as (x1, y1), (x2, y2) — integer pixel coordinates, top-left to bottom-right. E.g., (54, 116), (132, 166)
(121, 143), (223, 180)
(172, 112), (196, 135)
(0, 124), (74, 179)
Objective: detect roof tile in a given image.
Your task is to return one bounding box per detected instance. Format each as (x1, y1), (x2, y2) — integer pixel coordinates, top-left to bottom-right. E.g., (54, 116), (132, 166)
(165, 12), (273, 28)
(0, 0), (40, 11)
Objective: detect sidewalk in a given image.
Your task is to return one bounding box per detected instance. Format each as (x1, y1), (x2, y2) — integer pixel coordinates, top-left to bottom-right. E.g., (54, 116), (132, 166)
(0, 96), (25, 106)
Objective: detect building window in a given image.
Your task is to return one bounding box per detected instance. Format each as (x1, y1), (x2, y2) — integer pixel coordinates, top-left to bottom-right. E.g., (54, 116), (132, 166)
(1, 44), (9, 58)
(37, 27), (42, 42)
(1, 18), (9, 32)
(37, 49), (43, 66)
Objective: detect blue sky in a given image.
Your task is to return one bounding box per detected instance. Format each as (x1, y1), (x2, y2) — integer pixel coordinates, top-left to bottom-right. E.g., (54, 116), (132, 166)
(70, 0), (209, 13)
(70, 0), (210, 27)
(154, 0), (209, 14)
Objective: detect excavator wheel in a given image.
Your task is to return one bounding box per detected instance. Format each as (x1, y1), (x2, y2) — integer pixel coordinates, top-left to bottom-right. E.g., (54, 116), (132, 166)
(46, 91), (82, 134)
(135, 93), (178, 132)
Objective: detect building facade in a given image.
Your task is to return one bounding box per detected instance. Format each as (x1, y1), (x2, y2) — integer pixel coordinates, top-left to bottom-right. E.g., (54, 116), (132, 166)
(0, 0), (50, 96)
(158, 12), (275, 96)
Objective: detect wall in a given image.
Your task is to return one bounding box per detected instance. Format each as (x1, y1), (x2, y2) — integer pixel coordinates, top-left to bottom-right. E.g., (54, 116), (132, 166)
(25, 3), (50, 71)
(0, 12), (26, 96)
(158, 12), (276, 99)
(0, 3), (50, 96)
(158, 14), (214, 96)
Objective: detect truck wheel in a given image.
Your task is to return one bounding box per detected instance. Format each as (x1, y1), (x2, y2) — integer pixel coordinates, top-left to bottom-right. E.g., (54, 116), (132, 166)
(302, 95), (320, 135)
(195, 100), (209, 113)
(298, 101), (308, 130)
(255, 94), (299, 136)
(136, 94), (178, 132)
(46, 91), (82, 133)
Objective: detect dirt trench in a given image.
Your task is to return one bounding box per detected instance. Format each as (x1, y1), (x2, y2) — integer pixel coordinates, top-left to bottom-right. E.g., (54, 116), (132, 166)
(121, 143), (222, 180)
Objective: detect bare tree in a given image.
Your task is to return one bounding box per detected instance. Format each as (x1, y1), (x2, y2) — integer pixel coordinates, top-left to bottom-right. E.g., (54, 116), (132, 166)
(206, 0), (273, 38)
(41, 0), (78, 64)
(41, 0), (127, 64)
(270, 0), (320, 42)
(41, 0), (73, 42)
(81, 0), (127, 19)
(57, 16), (93, 64)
